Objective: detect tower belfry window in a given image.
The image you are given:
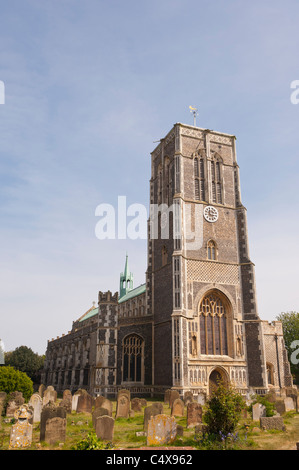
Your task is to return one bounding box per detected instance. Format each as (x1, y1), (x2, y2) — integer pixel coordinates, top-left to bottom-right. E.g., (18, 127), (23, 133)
(194, 156), (205, 201)
(207, 240), (217, 260)
(210, 157), (223, 204)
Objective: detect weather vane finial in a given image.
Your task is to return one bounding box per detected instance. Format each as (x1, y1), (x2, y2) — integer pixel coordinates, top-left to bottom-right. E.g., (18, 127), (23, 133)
(189, 105), (198, 126)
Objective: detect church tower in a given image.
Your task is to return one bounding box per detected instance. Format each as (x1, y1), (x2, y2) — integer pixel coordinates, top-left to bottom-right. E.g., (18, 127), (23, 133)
(147, 122), (269, 397)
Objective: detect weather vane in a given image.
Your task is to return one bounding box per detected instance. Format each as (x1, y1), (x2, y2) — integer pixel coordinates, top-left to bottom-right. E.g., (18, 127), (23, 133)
(189, 105), (198, 126)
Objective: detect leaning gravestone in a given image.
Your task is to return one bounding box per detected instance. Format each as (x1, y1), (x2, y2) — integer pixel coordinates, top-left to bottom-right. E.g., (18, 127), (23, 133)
(9, 405), (33, 449)
(28, 393), (43, 423)
(147, 414), (177, 446)
(95, 415), (115, 441)
(40, 403), (67, 443)
(187, 402), (202, 428)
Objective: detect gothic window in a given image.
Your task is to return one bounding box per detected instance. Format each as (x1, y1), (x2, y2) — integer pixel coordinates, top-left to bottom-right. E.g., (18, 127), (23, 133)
(199, 292), (228, 356)
(267, 363), (274, 385)
(122, 334), (144, 383)
(210, 157), (223, 204)
(207, 240), (217, 260)
(194, 156), (205, 201)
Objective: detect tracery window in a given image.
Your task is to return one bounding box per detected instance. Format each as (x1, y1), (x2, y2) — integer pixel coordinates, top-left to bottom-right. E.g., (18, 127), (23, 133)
(199, 292), (228, 355)
(194, 156), (205, 201)
(210, 157), (223, 204)
(122, 335), (144, 383)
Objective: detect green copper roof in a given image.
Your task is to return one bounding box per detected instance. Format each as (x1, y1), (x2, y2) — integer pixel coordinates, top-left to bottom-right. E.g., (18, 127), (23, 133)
(78, 306), (98, 322)
(118, 283), (146, 304)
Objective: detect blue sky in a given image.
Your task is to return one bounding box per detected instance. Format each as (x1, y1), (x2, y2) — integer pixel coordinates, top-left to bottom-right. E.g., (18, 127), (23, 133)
(1, 0), (299, 355)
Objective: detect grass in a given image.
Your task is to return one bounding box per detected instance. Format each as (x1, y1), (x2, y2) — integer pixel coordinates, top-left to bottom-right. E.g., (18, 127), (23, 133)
(1, 400), (299, 450)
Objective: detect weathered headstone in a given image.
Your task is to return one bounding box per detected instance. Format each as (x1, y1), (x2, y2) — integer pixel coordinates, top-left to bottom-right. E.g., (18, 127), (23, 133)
(197, 393), (206, 405)
(94, 396), (113, 416)
(284, 397), (295, 411)
(38, 384), (45, 398)
(116, 393), (130, 418)
(59, 390), (72, 413)
(187, 402), (202, 428)
(164, 389), (171, 404)
(260, 416), (286, 431)
(131, 398), (142, 412)
(9, 405), (33, 449)
(45, 416), (67, 445)
(92, 407), (110, 428)
(252, 403), (266, 421)
(169, 390), (180, 409)
(95, 415), (115, 441)
(275, 399), (286, 415)
(76, 391), (94, 413)
(6, 391), (25, 417)
(147, 414), (177, 446)
(143, 403), (164, 431)
(43, 386), (57, 406)
(28, 393), (43, 423)
(40, 403), (67, 443)
(183, 391), (193, 405)
(171, 398), (184, 417)
(140, 398), (147, 407)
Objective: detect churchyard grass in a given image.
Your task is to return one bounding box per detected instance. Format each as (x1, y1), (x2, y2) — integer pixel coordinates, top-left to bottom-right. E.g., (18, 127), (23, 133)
(1, 401), (299, 450)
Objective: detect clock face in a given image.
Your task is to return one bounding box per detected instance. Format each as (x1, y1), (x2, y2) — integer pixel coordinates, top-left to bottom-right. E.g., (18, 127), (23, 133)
(204, 206), (218, 223)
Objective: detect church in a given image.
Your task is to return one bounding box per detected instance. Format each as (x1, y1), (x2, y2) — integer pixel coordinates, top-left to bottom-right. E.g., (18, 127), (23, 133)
(41, 121), (293, 400)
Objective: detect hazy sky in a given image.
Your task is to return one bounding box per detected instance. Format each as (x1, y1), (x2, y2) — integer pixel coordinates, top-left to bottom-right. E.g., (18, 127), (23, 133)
(1, 0), (299, 355)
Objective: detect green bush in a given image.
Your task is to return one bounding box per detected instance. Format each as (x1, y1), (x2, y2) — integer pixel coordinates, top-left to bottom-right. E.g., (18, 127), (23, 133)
(203, 381), (246, 439)
(0, 366), (33, 401)
(71, 432), (114, 450)
(249, 394), (276, 417)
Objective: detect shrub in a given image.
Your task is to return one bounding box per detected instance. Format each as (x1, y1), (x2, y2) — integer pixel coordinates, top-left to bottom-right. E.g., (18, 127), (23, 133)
(203, 381), (246, 439)
(249, 394), (275, 417)
(71, 432), (114, 450)
(0, 366), (33, 401)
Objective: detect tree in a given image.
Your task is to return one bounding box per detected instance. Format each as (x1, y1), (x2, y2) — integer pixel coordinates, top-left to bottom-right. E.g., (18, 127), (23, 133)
(4, 346), (44, 383)
(276, 311), (299, 383)
(0, 366), (33, 401)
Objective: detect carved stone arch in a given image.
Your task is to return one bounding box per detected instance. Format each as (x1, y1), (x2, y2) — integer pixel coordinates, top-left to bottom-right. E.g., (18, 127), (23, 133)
(208, 366), (229, 395)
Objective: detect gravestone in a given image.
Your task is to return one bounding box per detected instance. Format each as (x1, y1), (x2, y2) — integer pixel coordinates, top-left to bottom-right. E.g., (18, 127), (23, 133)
(183, 391), (193, 405)
(59, 390), (72, 413)
(95, 415), (115, 441)
(197, 393), (206, 405)
(43, 386), (57, 406)
(38, 384), (45, 398)
(143, 403), (164, 431)
(76, 391), (94, 413)
(9, 405), (33, 449)
(116, 393), (130, 418)
(260, 416), (286, 431)
(164, 389), (171, 404)
(45, 416), (67, 445)
(147, 414), (177, 446)
(94, 396), (113, 416)
(187, 402), (202, 428)
(92, 407), (110, 428)
(40, 403), (67, 442)
(284, 397), (295, 411)
(131, 398), (142, 412)
(275, 399), (286, 415)
(140, 398), (147, 407)
(171, 398), (184, 417)
(169, 390), (180, 409)
(6, 391), (25, 417)
(252, 403), (266, 421)
(28, 393), (43, 423)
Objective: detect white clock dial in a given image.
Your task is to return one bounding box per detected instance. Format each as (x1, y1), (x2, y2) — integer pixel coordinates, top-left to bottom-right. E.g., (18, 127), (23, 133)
(204, 206), (218, 223)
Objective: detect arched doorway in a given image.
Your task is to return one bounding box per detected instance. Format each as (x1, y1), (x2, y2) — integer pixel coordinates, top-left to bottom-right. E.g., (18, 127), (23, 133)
(208, 367), (229, 395)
